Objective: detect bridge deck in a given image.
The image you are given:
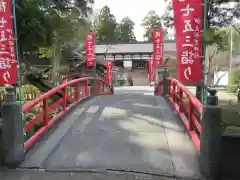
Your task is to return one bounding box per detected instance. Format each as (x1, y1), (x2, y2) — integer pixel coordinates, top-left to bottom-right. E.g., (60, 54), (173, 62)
(19, 87), (200, 179)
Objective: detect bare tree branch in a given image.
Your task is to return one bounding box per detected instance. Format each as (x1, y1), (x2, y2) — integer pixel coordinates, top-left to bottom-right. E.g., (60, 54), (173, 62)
(214, 71), (227, 87)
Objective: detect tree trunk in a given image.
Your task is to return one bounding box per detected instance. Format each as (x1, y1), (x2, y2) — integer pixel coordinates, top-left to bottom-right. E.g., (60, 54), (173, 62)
(51, 48), (61, 86)
(206, 73), (214, 87)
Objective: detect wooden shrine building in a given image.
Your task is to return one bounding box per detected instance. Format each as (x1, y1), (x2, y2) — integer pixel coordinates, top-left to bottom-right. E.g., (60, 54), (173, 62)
(94, 41), (176, 85)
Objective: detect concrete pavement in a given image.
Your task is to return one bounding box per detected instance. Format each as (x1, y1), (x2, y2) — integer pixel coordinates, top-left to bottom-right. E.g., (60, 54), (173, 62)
(16, 86), (200, 179)
(1, 169), (185, 180)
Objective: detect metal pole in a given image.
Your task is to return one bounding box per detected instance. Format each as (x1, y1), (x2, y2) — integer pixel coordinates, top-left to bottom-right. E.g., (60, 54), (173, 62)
(104, 45), (113, 67)
(12, 0), (23, 117)
(105, 45), (113, 54)
(104, 45), (113, 65)
(202, 0), (208, 105)
(229, 26), (233, 72)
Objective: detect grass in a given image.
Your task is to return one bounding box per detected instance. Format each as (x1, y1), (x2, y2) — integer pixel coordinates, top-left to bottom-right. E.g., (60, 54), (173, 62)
(197, 88), (240, 133)
(221, 103), (240, 133)
(211, 90), (240, 133)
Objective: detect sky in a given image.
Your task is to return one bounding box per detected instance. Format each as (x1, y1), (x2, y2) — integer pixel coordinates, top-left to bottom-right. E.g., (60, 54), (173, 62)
(93, 0), (166, 41)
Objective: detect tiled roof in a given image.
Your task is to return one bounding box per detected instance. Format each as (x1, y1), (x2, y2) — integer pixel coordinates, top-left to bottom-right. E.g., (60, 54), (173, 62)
(95, 41), (176, 54)
(94, 41), (176, 60)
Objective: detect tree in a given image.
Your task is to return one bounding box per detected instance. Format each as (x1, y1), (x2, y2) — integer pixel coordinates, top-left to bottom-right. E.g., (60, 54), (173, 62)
(205, 29), (228, 86)
(16, 0), (93, 59)
(45, 13), (86, 81)
(162, 0), (240, 29)
(43, 0), (94, 16)
(141, 10), (167, 41)
(162, 0), (240, 98)
(93, 5), (117, 43)
(16, 0), (53, 57)
(203, 25), (240, 88)
(162, 0), (240, 47)
(16, 0), (93, 85)
(114, 17), (136, 42)
(231, 23), (240, 57)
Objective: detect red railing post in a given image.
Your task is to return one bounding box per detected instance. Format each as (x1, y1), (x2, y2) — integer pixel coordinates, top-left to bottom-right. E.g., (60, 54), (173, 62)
(63, 85), (67, 111)
(172, 82), (176, 103)
(97, 79), (101, 94)
(43, 98), (48, 126)
(84, 79), (89, 96)
(170, 79), (173, 98)
(75, 83), (80, 101)
(188, 100), (194, 131)
(167, 79), (171, 96)
(179, 88), (184, 112)
(156, 83), (159, 96)
(155, 82), (162, 96)
(102, 81), (105, 93)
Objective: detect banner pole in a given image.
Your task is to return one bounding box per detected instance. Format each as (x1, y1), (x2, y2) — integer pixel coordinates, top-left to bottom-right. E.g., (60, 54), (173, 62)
(12, 0), (23, 114)
(202, 0), (208, 105)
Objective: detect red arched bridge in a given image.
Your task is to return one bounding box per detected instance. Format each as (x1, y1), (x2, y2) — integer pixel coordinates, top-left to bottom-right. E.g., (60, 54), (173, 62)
(1, 75), (239, 180)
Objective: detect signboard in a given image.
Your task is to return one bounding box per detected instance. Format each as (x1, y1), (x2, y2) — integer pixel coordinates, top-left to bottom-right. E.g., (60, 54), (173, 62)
(106, 60), (112, 83)
(148, 58), (155, 83)
(0, 0), (18, 84)
(132, 61), (147, 69)
(172, 0), (203, 83)
(85, 31), (95, 67)
(152, 29), (163, 66)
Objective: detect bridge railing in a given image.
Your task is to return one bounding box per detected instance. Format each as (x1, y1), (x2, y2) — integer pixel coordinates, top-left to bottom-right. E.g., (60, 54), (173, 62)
(23, 76), (112, 151)
(154, 80), (162, 96)
(162, 77), (202, 151)
(156, 75), (240, 178)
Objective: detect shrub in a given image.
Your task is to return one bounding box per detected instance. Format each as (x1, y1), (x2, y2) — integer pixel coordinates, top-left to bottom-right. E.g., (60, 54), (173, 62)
(21, 85), (40, 102)
(228, 68), (240, 93)
(0, 84), (40, 103)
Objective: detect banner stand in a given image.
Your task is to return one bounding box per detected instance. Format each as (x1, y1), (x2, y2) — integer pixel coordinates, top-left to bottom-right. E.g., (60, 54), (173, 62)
(12, 0), (23, 116)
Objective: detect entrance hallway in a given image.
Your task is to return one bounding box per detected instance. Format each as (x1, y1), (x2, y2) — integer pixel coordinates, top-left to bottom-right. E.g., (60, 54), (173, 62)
(19, 87), (200, 179)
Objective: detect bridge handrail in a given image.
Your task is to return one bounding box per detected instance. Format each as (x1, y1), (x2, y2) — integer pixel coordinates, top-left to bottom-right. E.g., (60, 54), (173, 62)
(23, 76), (111, 151)
(166, 77), (202, 151)
(168, 78), (202, 113)
(154, 80), (162, 96)
(23, 76), (100, 112)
